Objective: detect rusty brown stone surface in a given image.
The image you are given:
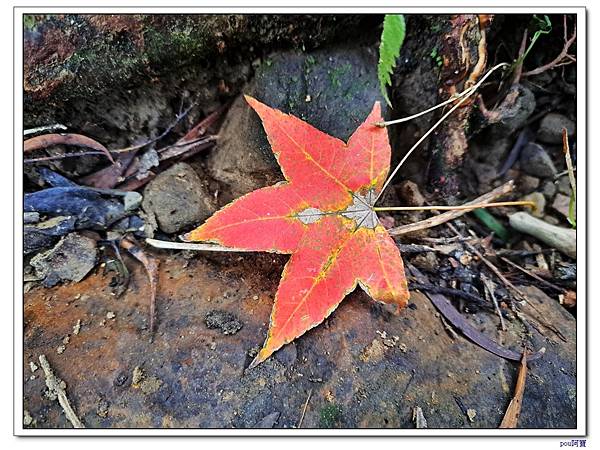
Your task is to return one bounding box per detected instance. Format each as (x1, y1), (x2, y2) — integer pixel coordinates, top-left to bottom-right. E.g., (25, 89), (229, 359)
(23, 248), (576, 429)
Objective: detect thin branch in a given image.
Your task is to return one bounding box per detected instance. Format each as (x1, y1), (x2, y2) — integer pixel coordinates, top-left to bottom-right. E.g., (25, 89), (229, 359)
(522, 20), (576, 77)
(297, 390), (313, 428)
(38, 354), (85, 428)
(24, 133), (115, 164)
(374, 63), (509, 203)
(111, 101), (198, 154)
(481, 274), (507, 331)
(500, 256), (565, 293)
(387, 181), (515, 236)
(373, 85), (477, 126)
(511, 28), (528, 84)
(146, 238), (252, 253)
(374, 200), (533, 213)
(24, 124), (67, 136)
(25, 151), (115, 164)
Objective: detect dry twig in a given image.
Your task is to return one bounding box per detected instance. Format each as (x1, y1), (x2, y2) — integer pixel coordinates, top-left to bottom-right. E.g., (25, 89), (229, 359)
(297, 390), (312, 428)
(38, 354), (85, 428)
(24, 133), (115, 164)
(481, 274), (507, 331)
(500, 256), (565, 293)
(522, 16), (576, 77)
(388, 181), (515, 236)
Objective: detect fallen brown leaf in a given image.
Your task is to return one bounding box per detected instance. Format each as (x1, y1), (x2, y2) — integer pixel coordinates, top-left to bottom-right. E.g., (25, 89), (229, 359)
(499, 351), (528, 428)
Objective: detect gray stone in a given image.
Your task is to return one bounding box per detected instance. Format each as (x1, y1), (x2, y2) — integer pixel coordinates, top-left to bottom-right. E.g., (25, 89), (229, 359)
(473, 137), (512, 167)
(487, 84), (536, 135)
(520, 143), (557, 178)
(24, 212), (40, 224)
(537, 113), (576, 144)
(517, 174), (540, 194)
(552, 193), (572, 219)
(30, 233), (97, 287)
(411, 252), (439, 272)
(541, 180), (557, 200)
(208, 47), (388, 198)
(472, 162), (498, 190)
(543, 215), (560, 225)
(274, 342), (297, 366)
(557, 176), (573, 195)
(142, 163), (216, 234)
(205, 310), (243, 335)
(24, 216), (77, 255)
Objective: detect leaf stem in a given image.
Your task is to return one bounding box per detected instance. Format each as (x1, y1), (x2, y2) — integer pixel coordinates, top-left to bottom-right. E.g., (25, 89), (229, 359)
(373, 85), (477, 127)
(373, 62), (510, 205)
(374, 200), (534, 212)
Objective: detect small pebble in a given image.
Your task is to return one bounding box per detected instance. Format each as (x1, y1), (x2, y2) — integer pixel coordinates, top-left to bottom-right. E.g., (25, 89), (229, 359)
(29, 361), (38, 373)
(106, 311), (116, 320)
(56, 345), (66, 354)
(132, 366), (144, 387)
(467, 408), (477, 422)
(73, 319), (81, 335)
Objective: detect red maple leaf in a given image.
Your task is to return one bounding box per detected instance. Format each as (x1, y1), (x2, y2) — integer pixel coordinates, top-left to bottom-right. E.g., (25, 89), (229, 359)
(183, 96), (409, 368)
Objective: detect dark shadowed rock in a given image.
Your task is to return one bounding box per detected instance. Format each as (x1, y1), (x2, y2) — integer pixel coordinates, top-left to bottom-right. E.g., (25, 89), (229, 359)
(486, 84), (536, 136)
(24, 187), (131, 230)
(208, 47), (388, 198)
(517, 174), (540, 194)
(30, 233), (97, 287)
(397, 180), (426, 207)
(253, 412), (280, 428)
(24, 216), (76, 255)
(541, 180), (557, 200)
(142, 163), (216, 234)
(537, 113), (576, 144)
(520, 143), (557, 178)
(205, 310), (243, 335)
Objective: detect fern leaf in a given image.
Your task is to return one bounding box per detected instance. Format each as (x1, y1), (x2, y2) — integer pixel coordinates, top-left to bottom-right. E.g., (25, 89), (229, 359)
(378, 14), (406, 107)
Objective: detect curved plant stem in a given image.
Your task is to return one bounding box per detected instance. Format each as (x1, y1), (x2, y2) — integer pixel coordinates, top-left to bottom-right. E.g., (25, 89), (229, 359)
(374, 62), (510, 205)
(373, 85), (477, 127)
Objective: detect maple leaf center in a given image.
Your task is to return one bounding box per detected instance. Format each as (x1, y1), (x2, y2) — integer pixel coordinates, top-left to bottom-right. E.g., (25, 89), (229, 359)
(295, 189), (379, 230)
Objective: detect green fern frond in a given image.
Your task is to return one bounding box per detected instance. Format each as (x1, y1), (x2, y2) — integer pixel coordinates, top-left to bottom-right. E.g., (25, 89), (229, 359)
(378, 14), (406, 108)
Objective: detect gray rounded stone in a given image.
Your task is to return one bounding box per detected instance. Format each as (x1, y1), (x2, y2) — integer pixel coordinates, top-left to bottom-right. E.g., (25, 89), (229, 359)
(142, 163), (216, 234)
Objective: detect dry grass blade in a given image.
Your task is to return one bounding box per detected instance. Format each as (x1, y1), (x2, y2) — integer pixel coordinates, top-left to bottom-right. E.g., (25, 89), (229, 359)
(499, 351), (528, 428)
(500, 256), (565, 293)
(388, 181), (515, 236)
(481, 274), (507, 331)
(562, 128), (576, 228)
(297, 389), (312, 428)
(121, 237), (159, 339)
(24, 133), (115, 164)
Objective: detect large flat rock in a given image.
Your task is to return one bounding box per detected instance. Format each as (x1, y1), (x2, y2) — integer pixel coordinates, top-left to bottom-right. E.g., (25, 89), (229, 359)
(23, 250), (576, 429)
